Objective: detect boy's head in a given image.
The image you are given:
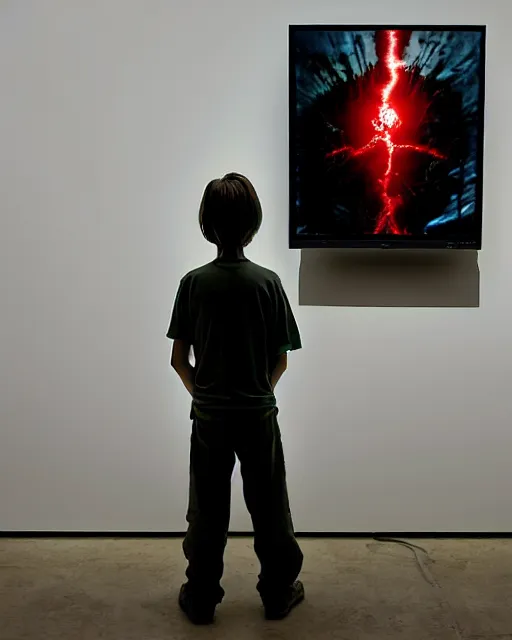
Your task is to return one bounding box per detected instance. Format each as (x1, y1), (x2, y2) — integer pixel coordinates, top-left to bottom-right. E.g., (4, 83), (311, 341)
(199, 173), (262, 249)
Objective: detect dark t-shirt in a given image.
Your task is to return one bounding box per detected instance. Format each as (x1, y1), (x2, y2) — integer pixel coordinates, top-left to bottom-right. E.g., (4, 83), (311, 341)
(167, 258), (301, 413)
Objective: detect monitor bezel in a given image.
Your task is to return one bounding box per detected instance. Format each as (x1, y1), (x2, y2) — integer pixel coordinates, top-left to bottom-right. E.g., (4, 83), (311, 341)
(288, 24), (487, 250)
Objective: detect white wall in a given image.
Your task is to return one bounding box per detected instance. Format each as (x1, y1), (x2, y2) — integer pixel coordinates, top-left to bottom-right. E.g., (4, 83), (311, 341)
(1, 0), (510, 533)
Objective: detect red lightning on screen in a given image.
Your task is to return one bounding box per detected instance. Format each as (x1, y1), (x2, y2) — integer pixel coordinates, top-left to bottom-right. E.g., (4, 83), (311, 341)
(327, 30), (447, 235)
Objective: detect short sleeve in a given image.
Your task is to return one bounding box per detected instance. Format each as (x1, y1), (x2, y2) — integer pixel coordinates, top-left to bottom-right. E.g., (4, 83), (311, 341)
(166, 278), (192, 342)
(273, 278), (302, 355)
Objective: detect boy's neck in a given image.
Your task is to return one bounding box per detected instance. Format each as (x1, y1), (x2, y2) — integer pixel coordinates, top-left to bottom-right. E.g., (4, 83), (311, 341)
(217, 247), (246, 261)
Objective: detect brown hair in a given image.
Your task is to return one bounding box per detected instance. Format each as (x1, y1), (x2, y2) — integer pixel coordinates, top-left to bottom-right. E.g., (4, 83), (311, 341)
(199, 173), (263, 248)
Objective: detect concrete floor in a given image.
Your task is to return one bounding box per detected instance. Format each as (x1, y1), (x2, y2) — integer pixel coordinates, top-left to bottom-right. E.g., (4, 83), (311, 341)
(0, 538), (511, 639)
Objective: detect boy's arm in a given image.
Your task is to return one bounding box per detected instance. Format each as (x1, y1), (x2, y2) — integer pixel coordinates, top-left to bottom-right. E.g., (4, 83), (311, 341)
(269, 276), (301, 391)
(171, 339), (195, 396)
(271, 352), (288, 390)
(167, 276), (195, 395)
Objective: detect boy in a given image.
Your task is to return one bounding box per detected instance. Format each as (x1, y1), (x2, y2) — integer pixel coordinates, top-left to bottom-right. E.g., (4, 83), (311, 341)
(167, 172), (304, 625)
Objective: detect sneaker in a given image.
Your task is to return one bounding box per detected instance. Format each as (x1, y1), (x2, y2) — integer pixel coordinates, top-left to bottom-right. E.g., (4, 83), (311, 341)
(178, 584), (216, 625)
(263, 580), (305, 620)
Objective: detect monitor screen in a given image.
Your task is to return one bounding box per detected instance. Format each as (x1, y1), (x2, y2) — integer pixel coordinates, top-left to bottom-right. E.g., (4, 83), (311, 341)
(289, 26), (486, 249)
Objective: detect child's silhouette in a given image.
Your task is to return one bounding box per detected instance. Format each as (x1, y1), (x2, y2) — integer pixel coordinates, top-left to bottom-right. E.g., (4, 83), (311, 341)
(167, 173), (304, 624)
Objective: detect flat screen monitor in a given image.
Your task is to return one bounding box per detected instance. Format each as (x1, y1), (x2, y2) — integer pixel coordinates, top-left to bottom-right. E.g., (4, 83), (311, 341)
(289, 25), (486, 249)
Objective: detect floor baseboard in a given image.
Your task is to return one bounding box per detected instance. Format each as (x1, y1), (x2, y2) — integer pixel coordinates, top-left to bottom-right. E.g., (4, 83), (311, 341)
(1, 531), (511, 538)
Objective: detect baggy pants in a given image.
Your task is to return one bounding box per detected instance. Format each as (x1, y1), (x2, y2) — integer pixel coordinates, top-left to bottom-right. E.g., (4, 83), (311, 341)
(182, 408), (304, 604)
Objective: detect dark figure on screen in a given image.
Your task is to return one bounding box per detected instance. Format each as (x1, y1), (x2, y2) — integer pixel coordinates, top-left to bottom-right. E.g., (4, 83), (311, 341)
(166, 173), (304, 625)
